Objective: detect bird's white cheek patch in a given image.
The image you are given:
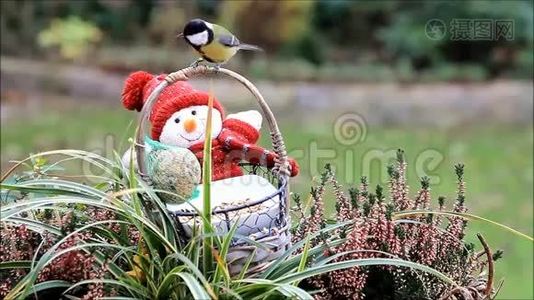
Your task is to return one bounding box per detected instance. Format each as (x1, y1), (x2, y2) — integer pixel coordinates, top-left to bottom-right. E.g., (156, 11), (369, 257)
(186, 31), (209, 46)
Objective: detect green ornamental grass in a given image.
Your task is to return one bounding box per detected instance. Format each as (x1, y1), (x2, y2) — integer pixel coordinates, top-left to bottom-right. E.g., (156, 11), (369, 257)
(1, 147), (531, 299)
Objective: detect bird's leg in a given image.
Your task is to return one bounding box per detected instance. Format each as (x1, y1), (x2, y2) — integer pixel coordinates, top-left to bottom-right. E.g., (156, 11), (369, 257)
(189, 58), (204, 68)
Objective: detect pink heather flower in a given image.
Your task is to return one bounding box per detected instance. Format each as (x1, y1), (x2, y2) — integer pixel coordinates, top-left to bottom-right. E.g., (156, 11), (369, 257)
(414, 223), (439, 266)
(293, 176), (327, 245)
(395, 161), (413, 211)
(446, 165), (468, 252)
(37, 232), (96, 283)
(367, 203), (402, 258)
(329, 175), (352, 222)
(414, 179), (431, 211)
(358, 178), (369, 203)
(313, 222), (369, 300)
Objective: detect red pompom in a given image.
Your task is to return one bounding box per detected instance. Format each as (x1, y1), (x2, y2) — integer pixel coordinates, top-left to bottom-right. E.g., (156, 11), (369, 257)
(121, 71), (154, 111)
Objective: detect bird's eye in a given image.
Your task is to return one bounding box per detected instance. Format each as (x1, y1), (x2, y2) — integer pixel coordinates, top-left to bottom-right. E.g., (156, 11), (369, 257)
(175, 118), (180, 123)
(191, 110), (197, 115)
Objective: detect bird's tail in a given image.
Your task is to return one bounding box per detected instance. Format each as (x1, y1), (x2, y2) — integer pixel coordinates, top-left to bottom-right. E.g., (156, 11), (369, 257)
(238, 43), (263, 51)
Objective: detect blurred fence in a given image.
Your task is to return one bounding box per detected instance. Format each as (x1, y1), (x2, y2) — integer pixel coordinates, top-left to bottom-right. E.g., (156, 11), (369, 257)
(1, 56), (532, 128)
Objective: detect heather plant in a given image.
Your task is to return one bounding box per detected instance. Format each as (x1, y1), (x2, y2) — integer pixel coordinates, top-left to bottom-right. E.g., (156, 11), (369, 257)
(0, 214), (114, 299)
(291, 150), (526, 300)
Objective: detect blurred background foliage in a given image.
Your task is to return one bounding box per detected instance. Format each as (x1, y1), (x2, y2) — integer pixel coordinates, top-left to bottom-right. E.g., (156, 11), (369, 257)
(1, 0), (532, 81)
(37, 16), (102, 60)
(1, 0), (532, 298)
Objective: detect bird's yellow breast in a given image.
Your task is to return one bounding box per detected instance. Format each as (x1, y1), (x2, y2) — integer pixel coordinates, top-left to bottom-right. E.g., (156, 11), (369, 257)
(198, 43), (238, 63)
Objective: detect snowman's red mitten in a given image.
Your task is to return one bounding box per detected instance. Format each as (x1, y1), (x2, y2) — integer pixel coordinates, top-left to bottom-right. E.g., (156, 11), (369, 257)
(288, 159), (300, 177)
(222, 118), (260, 144)
(218, 123), (300, 177)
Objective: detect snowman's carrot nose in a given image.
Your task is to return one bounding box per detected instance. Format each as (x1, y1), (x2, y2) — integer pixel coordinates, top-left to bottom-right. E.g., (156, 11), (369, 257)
(184, 118), (197, 133)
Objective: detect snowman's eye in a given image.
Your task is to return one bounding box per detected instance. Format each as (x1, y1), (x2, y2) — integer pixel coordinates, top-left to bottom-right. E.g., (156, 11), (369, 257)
(191, 110), (197, 115)
(174, 118), (180, 123)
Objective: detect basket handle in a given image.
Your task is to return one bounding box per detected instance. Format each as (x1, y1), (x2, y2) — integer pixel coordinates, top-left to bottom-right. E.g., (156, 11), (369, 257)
(134, 66), (290, 181)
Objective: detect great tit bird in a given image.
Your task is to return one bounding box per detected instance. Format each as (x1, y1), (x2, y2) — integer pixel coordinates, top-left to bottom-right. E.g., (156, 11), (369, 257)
(177, 19), (262, 67)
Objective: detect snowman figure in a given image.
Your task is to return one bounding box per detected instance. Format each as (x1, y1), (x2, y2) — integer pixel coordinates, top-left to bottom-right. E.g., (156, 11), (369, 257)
(121, 71), (299, 182)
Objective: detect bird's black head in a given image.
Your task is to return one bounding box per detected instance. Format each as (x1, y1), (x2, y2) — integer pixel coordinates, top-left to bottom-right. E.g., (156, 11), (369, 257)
(183, 19), (209, 36)
(180, 19), (213, 47)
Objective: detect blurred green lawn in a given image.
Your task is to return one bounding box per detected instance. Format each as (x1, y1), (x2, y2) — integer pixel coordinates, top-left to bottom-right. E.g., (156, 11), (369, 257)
(1, 104), (532, 299)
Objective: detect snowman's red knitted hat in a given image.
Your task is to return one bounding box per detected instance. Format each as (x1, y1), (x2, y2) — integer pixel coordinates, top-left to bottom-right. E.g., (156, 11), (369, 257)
(121, 71), (225, 140)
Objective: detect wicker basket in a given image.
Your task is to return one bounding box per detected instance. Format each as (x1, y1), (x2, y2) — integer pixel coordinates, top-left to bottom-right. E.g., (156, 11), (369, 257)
(134, 66), (292, 275)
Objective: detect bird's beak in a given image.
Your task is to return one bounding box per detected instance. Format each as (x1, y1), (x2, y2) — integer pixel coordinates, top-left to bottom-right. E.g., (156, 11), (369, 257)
(176, 32), (184, 38)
